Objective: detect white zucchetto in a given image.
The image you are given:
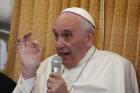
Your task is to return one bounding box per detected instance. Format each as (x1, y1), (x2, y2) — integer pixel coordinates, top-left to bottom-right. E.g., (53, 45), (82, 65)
(61, 7), (96, 29)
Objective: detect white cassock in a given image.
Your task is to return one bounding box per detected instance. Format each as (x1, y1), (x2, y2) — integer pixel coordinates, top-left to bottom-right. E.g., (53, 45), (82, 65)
(13, 46), (139, 93)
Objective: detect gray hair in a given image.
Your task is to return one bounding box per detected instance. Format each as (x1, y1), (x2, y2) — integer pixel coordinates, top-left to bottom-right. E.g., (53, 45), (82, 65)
(79, 17), (95, 33)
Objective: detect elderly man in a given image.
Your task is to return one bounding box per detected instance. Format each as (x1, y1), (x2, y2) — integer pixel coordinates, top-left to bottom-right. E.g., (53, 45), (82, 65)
(13, 7), (139, 93)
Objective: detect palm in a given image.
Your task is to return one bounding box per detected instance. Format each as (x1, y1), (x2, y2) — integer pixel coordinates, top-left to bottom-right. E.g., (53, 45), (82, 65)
(19, 42), (41, 68)
(17, 32), (41, 79)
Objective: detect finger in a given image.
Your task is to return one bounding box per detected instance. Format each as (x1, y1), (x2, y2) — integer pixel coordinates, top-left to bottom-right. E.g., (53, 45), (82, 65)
(47, 89), (53, 93)
(31, 40), (42, 53)
(47, 81), (53, 89)
(32, 40), (39, 48)
(16, 38), (26, 49)
(23, 31), (32, 41)
(19, 32), (32, 49)
(47, 76), (56, 83)
(49, 72), (61, 79)
(21, 32), (32, 44)
(47, 77), (56, 89)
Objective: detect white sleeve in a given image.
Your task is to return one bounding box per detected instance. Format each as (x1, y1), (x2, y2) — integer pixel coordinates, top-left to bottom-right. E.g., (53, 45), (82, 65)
(13, 75), (36, 93)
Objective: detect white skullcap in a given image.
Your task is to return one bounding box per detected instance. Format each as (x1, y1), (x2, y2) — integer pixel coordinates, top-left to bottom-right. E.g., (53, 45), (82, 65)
(61, 7), (96, 28)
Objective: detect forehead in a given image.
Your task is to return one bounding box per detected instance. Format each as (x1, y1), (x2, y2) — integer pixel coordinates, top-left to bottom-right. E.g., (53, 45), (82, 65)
(53, 12), (82, 32)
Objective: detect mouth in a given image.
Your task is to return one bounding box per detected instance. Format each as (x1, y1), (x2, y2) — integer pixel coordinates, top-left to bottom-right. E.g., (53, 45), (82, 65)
(58, 52), (71, 58)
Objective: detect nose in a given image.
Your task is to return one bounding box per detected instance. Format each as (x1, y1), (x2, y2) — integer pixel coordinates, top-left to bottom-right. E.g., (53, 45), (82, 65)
(56, 37), (65, 49)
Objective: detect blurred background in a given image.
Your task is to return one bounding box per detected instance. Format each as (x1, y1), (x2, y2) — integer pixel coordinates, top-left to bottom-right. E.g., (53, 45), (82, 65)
(0, 0), (14, 70)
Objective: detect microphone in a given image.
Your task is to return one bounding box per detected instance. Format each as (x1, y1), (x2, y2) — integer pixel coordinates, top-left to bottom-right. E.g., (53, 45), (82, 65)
(51, 55), (62, 74)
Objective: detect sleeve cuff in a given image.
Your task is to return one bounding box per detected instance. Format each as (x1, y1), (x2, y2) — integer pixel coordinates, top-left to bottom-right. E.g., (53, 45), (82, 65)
(19, 75), (36, 92)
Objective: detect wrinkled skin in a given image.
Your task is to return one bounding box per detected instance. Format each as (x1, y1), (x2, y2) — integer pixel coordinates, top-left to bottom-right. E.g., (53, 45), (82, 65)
(53, 12), (94, 68)
(16, 32), (41, 79)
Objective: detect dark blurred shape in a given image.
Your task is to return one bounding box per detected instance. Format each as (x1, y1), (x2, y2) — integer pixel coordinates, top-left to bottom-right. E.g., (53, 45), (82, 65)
(0, 72), (16, 93)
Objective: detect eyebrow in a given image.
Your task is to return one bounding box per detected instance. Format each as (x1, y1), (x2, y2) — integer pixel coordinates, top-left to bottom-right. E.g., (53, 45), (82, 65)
(52, 28), (74, 34)
(63, 29), (73, 34)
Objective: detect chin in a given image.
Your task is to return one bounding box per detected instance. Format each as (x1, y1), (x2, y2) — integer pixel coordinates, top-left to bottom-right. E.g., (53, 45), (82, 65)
(62, 60), (74, 68)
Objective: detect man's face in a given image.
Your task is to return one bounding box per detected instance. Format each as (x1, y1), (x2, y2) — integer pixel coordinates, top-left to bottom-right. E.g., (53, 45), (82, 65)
(53, 13), (91, 68)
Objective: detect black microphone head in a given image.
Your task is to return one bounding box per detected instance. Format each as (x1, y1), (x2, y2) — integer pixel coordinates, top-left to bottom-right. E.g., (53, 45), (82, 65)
(51, 55), (62, 73)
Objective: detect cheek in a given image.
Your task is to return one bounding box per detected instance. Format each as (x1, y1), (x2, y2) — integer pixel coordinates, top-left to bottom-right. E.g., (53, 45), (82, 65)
(62, 40), (87, 67)
(65, 36), (87, 57)
(70, 42), (85, 55)
(71, 40), (88, 60)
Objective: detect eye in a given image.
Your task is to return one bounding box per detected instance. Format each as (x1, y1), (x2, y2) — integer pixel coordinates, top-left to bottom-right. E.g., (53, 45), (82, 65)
(62, 31), (73, 42)
(53, 32), (59, 41)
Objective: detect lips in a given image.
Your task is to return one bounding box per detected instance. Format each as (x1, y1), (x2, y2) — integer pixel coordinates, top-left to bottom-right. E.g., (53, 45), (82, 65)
(58, 51), (71, 58)
(59, 52), (70, 56)
(57, 48), (71, 59)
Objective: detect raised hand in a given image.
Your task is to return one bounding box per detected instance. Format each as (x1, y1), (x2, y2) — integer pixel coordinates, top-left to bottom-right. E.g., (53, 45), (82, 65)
(47, 73), (68, 93)
(16, 32), (41, 79)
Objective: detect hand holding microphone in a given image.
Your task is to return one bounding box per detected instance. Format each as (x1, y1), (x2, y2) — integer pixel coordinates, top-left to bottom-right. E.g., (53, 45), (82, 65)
(47, 56), (68, 93)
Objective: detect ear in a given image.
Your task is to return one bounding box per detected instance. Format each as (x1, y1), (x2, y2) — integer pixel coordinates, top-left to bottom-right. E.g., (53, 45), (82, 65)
(87, 31), (95, 47)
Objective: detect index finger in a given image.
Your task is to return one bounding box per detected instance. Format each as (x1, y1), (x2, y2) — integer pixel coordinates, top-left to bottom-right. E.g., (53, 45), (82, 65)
(49, 72), (62, 80)
(21, 31), (32, 43)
